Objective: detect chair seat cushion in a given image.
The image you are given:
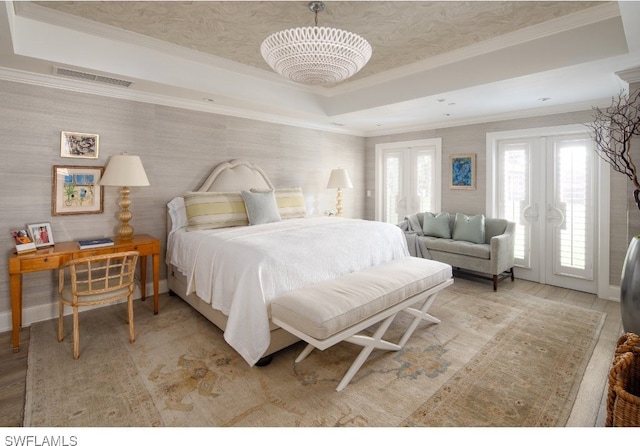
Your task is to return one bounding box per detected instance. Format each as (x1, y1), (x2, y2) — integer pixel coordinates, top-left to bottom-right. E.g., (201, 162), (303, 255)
(423, 237), (490, 259)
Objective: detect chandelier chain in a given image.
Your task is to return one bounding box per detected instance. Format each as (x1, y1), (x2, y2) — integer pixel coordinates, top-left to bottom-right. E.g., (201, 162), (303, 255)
(309, 1), (325, 26)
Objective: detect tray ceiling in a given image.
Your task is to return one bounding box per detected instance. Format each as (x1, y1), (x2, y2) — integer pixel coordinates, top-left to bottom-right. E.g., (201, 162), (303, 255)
(1, 1), (639, 135)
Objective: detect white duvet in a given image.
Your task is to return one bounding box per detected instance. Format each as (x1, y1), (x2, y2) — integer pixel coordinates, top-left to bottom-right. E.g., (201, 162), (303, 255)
(167, 217), (409, 365)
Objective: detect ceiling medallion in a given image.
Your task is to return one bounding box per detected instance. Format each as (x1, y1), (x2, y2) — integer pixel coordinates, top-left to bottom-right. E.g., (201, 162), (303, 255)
(260, 1), (372, 86)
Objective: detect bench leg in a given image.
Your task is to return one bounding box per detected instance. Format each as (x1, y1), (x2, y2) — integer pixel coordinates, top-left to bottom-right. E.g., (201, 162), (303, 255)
(295, 343), (316, 363)
(337, 313), (400, 391)
(398, 292), (441, 348)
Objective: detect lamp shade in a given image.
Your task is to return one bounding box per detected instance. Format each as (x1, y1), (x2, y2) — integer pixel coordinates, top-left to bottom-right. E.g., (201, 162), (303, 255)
(101, 155), (150, 187)
(327, 168), (353, 189)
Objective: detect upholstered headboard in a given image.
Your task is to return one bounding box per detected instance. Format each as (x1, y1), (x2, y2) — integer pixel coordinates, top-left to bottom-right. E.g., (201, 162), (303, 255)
(167, 159), (275, 233)
(197, 159), (274, 192)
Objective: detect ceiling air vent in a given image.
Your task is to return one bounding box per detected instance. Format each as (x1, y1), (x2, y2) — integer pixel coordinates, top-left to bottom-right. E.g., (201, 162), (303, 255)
(54, 67), (133, 88)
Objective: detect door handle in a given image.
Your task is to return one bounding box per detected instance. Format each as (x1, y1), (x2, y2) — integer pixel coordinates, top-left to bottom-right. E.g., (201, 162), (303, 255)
(546, 203), (565, 228)
(522, 202), (538, 223)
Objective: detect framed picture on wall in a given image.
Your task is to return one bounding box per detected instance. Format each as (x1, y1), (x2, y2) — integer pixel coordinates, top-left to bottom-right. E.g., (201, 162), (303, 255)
(449, 153), (476, 190)
(60, 131), (99, 159)
(27, 222), (55, 248)
(52, 165), (104, 215)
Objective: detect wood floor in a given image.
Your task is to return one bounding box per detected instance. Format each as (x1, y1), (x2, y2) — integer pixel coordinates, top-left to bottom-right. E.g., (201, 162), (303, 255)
(0, 278), (623, 427)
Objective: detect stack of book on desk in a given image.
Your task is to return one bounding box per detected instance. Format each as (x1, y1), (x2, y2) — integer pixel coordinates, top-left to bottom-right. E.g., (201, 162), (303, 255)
(77, 237), (114, 249)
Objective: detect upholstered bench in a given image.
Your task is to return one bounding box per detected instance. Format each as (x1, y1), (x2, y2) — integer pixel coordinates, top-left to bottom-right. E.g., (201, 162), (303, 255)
(271, 256), (453, 391)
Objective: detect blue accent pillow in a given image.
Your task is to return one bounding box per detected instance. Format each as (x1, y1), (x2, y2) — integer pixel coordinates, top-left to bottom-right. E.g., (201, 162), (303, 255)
(241, 189), (282, 225)
(423, 212), (451, 238)
(452, 213), (485, 244)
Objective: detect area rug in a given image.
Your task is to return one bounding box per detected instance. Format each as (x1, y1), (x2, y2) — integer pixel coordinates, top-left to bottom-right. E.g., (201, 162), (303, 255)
(24, 282), (605, 427)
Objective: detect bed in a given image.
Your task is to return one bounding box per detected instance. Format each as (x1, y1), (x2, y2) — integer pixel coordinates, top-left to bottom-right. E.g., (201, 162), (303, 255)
(166, 159), (410, 366)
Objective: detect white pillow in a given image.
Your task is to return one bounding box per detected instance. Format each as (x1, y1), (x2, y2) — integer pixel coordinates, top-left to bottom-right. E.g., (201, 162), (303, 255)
(241, 189), (282, 225)
(167, 197), (188, 233)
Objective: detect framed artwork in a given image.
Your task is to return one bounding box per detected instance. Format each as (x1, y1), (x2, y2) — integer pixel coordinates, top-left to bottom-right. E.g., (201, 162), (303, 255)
(60, 131), (99, 159)
(52, 165), (104, 216)
(450, 153), (476, 190)
(27, 222), (55, 248)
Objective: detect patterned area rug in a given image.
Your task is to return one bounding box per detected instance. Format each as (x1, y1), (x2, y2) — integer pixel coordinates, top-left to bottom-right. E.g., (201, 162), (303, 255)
(24, 282), (605, 427)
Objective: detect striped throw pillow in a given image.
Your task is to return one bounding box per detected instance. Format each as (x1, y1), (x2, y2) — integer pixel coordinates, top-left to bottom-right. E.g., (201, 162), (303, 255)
(183, 191), (248, 231)
(252, 187), (307, 219)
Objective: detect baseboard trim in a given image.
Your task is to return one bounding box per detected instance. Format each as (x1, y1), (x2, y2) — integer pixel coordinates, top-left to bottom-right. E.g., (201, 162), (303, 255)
(602, 284), (621, 302)
(0, 279), (168, 334)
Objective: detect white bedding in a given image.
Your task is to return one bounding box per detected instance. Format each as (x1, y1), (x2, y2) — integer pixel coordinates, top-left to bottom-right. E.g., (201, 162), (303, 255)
(167, 217), (410, 365)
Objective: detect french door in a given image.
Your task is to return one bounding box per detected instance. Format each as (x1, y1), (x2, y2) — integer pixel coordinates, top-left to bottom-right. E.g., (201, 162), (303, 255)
(492, 130), (599, 293)
(375, 138), (442, 224)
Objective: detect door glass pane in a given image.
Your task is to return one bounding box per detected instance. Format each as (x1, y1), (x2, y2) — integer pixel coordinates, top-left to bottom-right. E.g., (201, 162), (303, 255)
(384, 154), (401, 224)
(553, 138), (593, 279)
(498, 142), (530, 268)
(415, 150), (434, 213)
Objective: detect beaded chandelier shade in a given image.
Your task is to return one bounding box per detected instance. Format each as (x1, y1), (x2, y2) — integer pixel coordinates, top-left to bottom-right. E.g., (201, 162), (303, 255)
(260, 1), (372, 86)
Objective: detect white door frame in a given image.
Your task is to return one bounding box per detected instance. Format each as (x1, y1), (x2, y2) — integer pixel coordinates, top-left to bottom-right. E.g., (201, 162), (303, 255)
(486, 124), (611, 299)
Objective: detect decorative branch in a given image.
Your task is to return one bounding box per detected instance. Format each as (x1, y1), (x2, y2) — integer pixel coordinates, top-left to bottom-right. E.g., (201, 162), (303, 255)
(586, 89), (640, 209)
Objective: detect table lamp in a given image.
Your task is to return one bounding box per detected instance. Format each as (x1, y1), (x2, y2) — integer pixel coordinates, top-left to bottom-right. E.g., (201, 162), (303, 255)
(327, 168), (353, 217)
(100, 154), (150, 240)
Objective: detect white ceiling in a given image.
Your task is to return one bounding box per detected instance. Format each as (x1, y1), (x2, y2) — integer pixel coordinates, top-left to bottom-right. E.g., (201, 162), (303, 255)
(1, 1), (639, 136)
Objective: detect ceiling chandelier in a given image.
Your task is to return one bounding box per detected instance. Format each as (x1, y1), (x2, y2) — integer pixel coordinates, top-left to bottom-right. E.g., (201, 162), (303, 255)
(260, 1), (372, 86)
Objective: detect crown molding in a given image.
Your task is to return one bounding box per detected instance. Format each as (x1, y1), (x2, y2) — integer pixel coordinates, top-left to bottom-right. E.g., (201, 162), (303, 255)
(616, 67), (640, 84)
(0, 66), (364, 137)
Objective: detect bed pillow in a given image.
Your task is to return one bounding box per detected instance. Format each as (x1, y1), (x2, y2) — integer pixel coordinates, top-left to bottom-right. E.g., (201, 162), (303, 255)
(183, 191), (249, 231)
(452, 212), (485, 244)
(251, 187), (307, 219)
(241, 189), (282, 225)
(167, 196), (188, 233)
(422, 212), (451, 238)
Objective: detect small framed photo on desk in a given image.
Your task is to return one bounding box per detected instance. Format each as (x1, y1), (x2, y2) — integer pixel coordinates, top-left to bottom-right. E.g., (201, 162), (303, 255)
(27, 223), (55, 248)
(10, 229), (36, 254)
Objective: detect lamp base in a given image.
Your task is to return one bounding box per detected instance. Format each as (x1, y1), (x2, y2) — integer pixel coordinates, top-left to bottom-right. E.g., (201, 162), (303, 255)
(335, 187), (343, 217)
(116, 186), (135, 240)
(117, 222), (134, 241)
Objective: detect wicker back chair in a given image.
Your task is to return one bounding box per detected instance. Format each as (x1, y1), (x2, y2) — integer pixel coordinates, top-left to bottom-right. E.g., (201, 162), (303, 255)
(58, 251), (139, 359)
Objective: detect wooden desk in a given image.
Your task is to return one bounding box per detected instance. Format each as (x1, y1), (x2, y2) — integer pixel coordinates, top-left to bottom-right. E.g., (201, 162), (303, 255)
(8, 234), (160, 352)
